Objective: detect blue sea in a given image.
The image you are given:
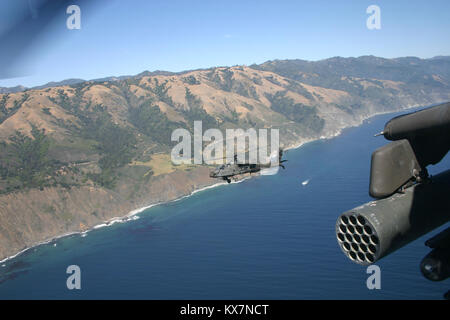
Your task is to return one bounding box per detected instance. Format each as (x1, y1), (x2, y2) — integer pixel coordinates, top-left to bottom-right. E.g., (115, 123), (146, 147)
(1, 109), (449, 299)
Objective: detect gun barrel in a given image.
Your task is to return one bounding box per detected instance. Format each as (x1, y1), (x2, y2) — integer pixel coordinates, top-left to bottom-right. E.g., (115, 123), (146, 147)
(383, 102), (450, 141)
(336, 170), (450, 265)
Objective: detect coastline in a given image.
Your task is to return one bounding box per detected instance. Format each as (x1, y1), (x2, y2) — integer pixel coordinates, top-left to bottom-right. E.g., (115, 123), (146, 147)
(285, 103), (423, 151)
(0, 180), (244, 265)
(0, 103), (428, 266)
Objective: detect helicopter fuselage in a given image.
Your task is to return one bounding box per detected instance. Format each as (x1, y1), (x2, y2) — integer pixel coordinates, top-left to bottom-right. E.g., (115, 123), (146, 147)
(209, 163), (261, 183)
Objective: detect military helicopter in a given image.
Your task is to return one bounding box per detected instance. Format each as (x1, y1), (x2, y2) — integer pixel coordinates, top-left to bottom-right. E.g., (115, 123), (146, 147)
(209, 149), (287, 183)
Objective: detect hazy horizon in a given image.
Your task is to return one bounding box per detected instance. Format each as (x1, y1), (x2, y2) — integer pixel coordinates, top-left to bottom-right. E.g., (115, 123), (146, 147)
(2, 54), (450, 90)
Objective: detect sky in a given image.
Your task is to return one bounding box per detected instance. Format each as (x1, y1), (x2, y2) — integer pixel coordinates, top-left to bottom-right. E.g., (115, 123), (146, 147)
(0, 0), (449, 88)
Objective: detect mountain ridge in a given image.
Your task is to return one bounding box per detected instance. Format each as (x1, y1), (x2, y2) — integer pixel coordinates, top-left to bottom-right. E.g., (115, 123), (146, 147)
(1, 55), (449, 93)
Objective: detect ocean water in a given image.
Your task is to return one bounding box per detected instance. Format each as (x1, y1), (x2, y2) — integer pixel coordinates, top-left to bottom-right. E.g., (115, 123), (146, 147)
(1, 109), (449, 299)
